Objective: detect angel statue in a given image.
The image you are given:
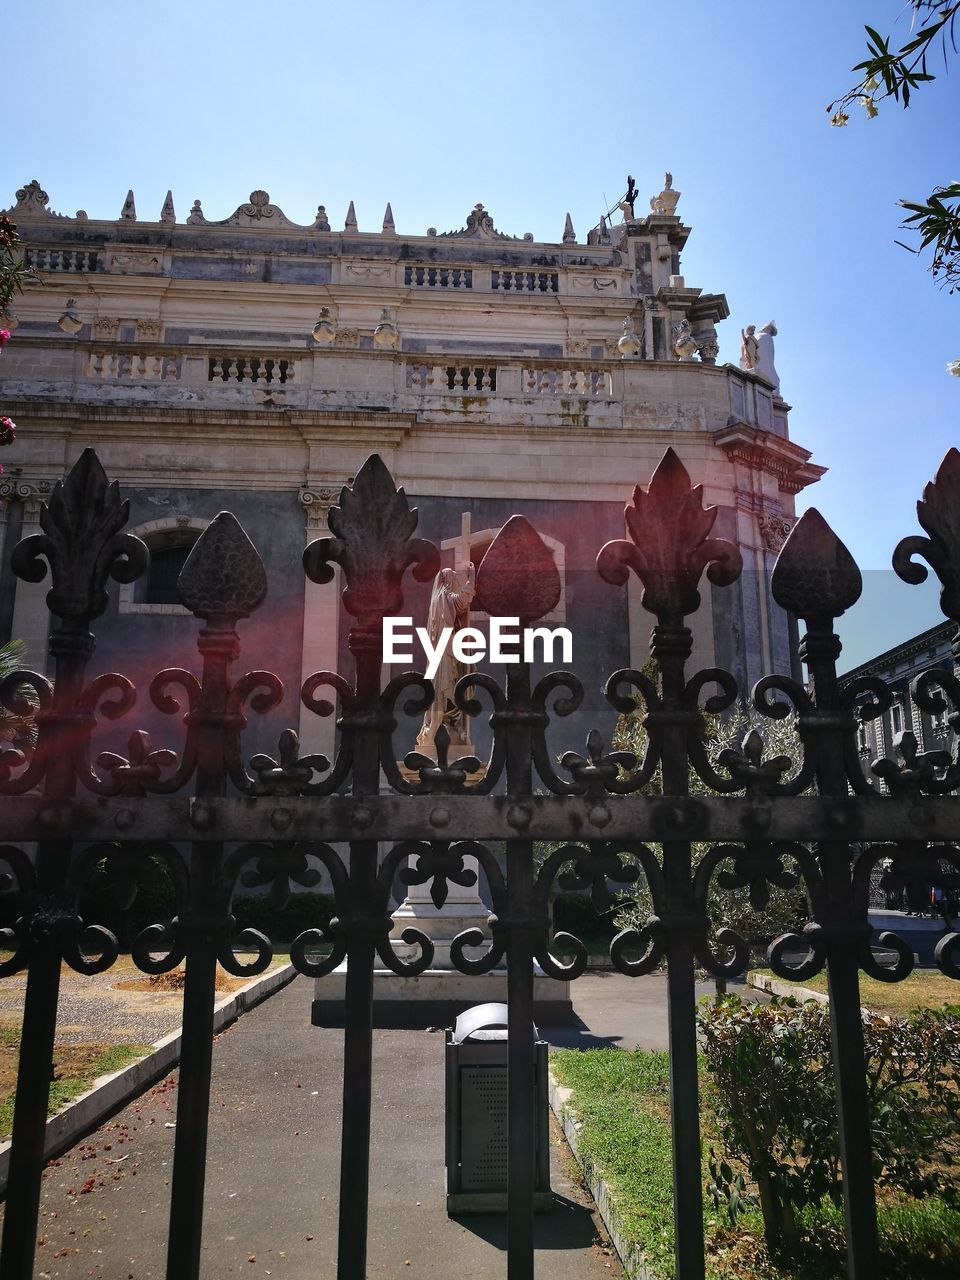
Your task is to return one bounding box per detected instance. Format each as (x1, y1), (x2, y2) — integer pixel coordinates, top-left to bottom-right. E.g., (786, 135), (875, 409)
(415, 563), (476, 753)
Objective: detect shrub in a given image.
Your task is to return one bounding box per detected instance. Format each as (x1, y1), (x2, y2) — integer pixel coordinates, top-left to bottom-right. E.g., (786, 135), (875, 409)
(698, 994), (960, 1257)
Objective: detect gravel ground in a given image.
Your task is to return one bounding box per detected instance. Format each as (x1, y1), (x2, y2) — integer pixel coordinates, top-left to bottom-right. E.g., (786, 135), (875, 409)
(0, 964), (186, 1047)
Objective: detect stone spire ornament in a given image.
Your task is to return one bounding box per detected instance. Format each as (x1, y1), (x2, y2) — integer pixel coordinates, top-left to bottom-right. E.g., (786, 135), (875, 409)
(159, 190), (176, 225)
(562, 212), (576, 244)
(120, 189), (137, 221)
(344, 200), (358, 234)
(382, 203), (396, 235)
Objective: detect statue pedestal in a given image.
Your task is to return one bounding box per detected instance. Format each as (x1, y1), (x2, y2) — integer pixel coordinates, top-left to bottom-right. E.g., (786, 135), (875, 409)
(312, 808), (573, 1027)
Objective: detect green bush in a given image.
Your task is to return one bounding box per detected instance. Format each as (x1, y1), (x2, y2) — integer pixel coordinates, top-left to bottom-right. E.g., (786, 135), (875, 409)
(698, 994), (960, 1258)
(0, 855), (336, 950)
(552, 892), (619, 944)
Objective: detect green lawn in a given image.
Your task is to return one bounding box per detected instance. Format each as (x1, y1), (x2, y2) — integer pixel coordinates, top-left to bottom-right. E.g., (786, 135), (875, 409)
(0, 1023), (149, 1142)
(551, 1045), (960, 1279)
(751, 967), (960, 1017)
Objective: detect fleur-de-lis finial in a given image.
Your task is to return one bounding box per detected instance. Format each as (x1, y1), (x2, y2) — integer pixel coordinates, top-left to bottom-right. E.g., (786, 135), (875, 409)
(302, 454), (439, 627)
(11, 449), (149, 630)
(403, 724), (482, 791)
(894, 448), (960, 623)
(597, 448), (742, 622)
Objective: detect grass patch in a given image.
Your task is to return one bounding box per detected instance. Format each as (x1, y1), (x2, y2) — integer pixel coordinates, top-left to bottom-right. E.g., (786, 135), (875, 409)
(552, 1045), (960, 1279)
(552, 1047), (676, 1278)
(751, 967), (960, 1017)
(0, 1026), (149, 1142)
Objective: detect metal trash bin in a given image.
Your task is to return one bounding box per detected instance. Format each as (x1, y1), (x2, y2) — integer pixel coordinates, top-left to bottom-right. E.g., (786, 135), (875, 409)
(444, 1002), (552, 1213)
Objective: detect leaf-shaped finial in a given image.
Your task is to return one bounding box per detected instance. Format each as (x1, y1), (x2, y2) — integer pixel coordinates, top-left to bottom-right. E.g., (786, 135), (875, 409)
(771, 509), (861, 619)
(474, 516), (561, 625)
(893, 448), (960, 621)
(597, 447), (741, 621)
(303, 454), (439, 627)
(178, 512), (267, 620)
(11, 448), (149, 626)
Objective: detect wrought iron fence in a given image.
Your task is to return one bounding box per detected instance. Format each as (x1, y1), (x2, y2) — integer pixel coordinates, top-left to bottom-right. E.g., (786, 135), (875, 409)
(1, 443), (960, 1280)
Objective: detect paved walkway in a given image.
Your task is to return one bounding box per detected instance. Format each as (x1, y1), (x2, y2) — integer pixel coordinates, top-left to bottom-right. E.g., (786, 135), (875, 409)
(0, 971), (763, 1278)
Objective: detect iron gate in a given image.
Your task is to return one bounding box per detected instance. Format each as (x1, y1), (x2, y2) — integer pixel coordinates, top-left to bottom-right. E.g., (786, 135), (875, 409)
(1, 443), (960, 1280)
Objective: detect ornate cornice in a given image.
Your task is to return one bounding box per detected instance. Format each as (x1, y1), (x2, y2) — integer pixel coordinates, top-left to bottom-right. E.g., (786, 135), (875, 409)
(713, 422), (826, 495)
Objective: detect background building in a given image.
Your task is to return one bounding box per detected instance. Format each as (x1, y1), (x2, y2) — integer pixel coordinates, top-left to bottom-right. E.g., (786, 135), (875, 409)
(0, 175), (823, 766)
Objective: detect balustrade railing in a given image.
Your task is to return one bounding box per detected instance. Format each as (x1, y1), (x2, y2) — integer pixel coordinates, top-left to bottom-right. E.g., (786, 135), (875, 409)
(207, 354), (297, 384)
(404, 265), (473, 288)
(491, 269), (559, 293)
(522, 365), (611, 397)
(87, 350), (182, 381)
(22, 246), (99, 273)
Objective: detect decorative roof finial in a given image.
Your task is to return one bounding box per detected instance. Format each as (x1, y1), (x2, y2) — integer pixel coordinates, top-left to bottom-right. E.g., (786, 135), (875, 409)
(186, 199), (206, 225)
(344, 200), (358, 234)
(159, 190), (176, 225)
(382, 202), (396, 235)
(562, 212), (576, 244)
(120, 189), (137, 221)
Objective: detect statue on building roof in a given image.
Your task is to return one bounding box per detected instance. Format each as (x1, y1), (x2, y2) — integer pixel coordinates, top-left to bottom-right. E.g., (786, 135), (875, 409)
(755, 321), (780, 393)
(739, 324), (759, 371)
(650, 173), (680, 216)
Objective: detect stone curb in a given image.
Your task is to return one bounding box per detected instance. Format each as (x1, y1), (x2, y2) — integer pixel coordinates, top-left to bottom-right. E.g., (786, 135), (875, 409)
(0, 961), (298, 1198)
(548, 1065), (661, 1280)
(747, 971), (829, 1005)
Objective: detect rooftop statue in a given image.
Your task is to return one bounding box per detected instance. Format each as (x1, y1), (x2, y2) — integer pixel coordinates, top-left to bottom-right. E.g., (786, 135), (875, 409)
(755, 321), (780, 393)
(739, 324), (759, 371)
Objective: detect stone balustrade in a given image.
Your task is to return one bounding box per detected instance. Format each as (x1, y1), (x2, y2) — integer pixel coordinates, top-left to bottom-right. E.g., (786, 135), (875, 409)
(2, 340), (788, 440)
(208, 354), (297, 384)
(87, 350), (181, 381)
(23, 246), (99, 273)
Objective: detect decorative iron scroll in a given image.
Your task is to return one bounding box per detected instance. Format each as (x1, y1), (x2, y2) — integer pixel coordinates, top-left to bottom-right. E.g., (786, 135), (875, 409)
(2, 444), (960, 1280)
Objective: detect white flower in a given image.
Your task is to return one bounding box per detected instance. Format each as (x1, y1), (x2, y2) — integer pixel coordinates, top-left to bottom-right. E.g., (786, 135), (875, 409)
(862, 75), (879, 92)
(948, 359), (960, 377)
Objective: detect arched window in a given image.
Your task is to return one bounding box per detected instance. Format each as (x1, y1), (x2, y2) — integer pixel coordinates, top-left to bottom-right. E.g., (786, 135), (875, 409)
(118, 518), (208, 615)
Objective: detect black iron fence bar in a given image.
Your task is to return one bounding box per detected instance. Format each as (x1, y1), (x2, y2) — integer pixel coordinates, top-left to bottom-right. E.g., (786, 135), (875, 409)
(770, 512), (880, 1278)
(6, 793), (960, 845)
(0, 453), (149, 1280)
(5, 445), (960, 1280)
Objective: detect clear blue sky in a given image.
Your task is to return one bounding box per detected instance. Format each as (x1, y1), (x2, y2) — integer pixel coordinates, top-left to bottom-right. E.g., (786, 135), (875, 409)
(4, 1), (957, 668)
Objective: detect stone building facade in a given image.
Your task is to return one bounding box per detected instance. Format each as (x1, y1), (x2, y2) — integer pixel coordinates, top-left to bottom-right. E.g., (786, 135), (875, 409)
(0, 176), (823, 766)
(840, 620), (957, 767)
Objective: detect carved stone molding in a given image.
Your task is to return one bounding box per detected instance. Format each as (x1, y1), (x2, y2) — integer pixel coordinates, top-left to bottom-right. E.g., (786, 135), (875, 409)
(9, 179), (63, 219)
(92, 317), (120, 342)
(107, 251), (163, 274)
(439, 203), (519, 241)
(0, 475), (57, 516)
(300, 485), (340, 531)
(136, 318), (163, 342)
(757, 513), (794, 553)
(714, 423), (827, 495)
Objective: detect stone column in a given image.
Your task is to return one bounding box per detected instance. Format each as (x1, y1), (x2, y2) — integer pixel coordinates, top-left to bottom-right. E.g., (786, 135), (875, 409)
(297, 486), (340, 763)
(9, 490), (53, 673)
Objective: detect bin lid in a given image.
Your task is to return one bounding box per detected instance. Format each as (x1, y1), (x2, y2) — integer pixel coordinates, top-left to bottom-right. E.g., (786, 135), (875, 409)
(451, 1002), (538, 1044)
